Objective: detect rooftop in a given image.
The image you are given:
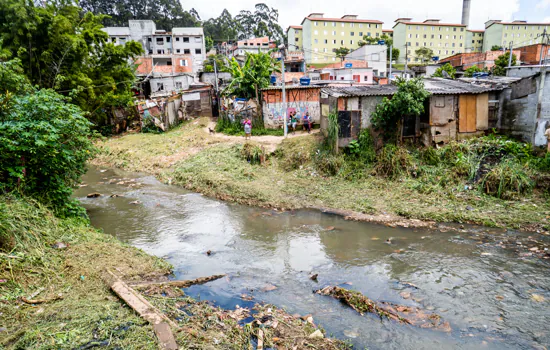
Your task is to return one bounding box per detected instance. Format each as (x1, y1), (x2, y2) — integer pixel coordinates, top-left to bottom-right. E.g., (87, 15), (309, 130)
(393, 20), (467, 28)
(485, 20), (550, 28)
(172, 27), (204, 36)
(302, 16), (383, 25)
(103, 27), (131, 36)
(320, 59), (369, 69)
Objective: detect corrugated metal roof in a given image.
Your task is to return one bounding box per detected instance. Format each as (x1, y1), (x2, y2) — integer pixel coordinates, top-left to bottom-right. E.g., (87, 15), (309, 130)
(321, 78), (503, 97)
(262, 85), (322, 91)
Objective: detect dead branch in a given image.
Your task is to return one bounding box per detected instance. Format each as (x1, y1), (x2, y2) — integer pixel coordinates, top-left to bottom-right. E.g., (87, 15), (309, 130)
(131, 274), (226, 289)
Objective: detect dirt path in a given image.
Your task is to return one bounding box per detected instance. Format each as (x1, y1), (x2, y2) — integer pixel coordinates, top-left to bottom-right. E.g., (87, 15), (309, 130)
(205, 122), (320, 152)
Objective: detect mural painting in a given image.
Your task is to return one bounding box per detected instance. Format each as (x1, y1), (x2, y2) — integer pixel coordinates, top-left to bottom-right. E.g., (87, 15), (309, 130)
(262, 88), (321, 128)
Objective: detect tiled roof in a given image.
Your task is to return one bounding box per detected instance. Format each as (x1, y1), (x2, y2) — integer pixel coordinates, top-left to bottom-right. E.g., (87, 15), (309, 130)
(302, 17), (383, 25)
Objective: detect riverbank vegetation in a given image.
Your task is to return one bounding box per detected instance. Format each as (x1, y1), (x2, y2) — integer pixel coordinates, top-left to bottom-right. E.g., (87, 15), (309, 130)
(94, 118), (550, 231)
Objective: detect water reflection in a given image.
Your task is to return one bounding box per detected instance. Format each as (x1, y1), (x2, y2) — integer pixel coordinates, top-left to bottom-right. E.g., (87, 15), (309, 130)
(74, 166), (550, 350)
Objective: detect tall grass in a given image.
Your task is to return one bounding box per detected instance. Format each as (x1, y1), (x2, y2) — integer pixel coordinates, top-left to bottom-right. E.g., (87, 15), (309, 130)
(326, 112), (339, 155)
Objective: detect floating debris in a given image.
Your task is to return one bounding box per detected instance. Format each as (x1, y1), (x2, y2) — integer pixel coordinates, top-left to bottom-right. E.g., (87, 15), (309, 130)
(86, 193), (101, 198)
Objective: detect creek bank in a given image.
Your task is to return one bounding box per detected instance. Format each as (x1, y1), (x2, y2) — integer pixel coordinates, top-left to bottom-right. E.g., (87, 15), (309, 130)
(0, 197), (349, 349)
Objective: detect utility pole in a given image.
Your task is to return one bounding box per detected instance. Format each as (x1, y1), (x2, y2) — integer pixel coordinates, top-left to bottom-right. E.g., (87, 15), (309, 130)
(540, 29), (548, 66)
(404, 43), (408, 79)
(213, 59), (220, 117)
(280, 45), (288, 137)
(508, 41), (514, 69)
(389, 44), (393, 82)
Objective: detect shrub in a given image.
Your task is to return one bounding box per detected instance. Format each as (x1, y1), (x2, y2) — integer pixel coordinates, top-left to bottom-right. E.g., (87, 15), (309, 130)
(240, 143), (267, 165)
(374, 144), (414, 179)
(277, 139), (315, 171)
(480, 158), (534, 199)
(0, 89), (96, 216)
(315, 151), (344, 176)
(357, 129), (377, 163)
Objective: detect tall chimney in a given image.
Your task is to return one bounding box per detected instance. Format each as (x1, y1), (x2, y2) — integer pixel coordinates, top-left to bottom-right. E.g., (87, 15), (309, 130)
(461, 0), (471, 27)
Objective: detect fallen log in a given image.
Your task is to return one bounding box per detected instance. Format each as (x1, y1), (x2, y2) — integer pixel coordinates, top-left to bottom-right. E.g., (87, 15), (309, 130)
(316, 286), (450, 332)
(102, 269), (178, 349)
(131, 274), (226, 289)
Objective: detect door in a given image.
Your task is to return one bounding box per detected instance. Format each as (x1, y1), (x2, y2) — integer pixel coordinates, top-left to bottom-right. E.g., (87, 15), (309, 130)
(459, 95), (477, 133)
(338, 111), (351, 138)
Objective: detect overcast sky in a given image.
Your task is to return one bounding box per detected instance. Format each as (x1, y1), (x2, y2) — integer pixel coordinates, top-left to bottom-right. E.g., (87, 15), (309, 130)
(188, 0), (550, 31)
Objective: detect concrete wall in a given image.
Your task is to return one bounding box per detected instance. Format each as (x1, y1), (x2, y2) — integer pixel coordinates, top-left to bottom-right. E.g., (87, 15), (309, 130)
(262, 88), (321, 127)
(346, 45), (388, 77)
(150, 75), (193, 95)
(482, 24), (503, 52)
(360, 95), (385, 128)
(200, 72), (232, 87)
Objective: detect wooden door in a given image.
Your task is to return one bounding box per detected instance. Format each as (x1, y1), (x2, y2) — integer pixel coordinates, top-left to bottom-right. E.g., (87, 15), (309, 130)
(459, 95), (477, 133)
(476, 93), (489, 131)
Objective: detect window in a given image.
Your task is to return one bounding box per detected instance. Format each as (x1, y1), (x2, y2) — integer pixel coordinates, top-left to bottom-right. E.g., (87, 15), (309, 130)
(423, 34), (427, 38)
(183, 37), (189, 43)
(332, 22), (336, 26)
(408, 25), (411, 30)
(445, 43), (448, 47)
(460, 43), (463, 47)
(350, 23), (354, 27)
(460, 35), (463, 39)
(341, 23), (345, 27)
(431, 34), (434, 39)
(341, 40), (344, 45)
(157, 83), (164, 91)
(323, 48), (327, 52)
(453, 35), (456, 39)
(452, 43), (455, 47)
(364, 75), (368, 81)
(408, 34), (412, 38)
(350, 40), (354, 44)
(332, 57), (336, 61)
(359, 24), (363, 28)
(175, 82), (182, 89)
(333, 39), (336, 44)
(148, 50), (152, 54)
(416, 34), (419, 38)
(156, 37), (164, 45)
(439, 35), (442, 39)
(295, 37), (299, 42)
(324, 22), (327, 26)
(332, 31), (336, 35)
(195, 37), (201, 43)
(416, 42), (419, 46)
(167, 59), (172, 66)
(430, 42), (433, 47)
(359, 32), (363, 36)
(446, 35), (449, 39)
(351, 32), (354, 36)
(176, 49), (180, 53)
(314, 48), (318, 52)
(314, 30), (318, 35)
(453, 28), (456, 32)
(376, 33), (379, 37)
(184, 49), (190, 54)
(369, 24), (371, 28)
(148, 37), (152, 42)
(195, 48), (201, 54)
(324, 30), (328, 35)
(176, 37), (180, 41)
(341, 31), (345, 36)
(111, 37), (117, 43)
(407, 41), (411, 46)
(446, 27), (449, 32)
(324, 39), (328, 44)
(367, 32), (371, 37)
(431, 26), (435, 31)
(461, 28), (464, 32)
(166, 36), (171, 42)
(157, 49), (164, 54)
(314, 22), (318, 26)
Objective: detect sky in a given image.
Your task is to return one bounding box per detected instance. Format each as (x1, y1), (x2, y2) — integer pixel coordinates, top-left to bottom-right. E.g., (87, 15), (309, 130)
(187, 0), (550, 31)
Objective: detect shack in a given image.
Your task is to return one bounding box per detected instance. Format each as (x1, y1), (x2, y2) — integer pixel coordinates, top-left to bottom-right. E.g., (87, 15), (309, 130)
(320, 78), (502, 147)
(261, 86), (322, 128)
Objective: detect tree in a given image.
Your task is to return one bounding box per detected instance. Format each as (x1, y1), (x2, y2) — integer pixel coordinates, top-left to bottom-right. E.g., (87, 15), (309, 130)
(464, 65), (483, 77)
(362, 36), (379, 45)
(492, 52), (516, 76)
(371, 78), (430, 140)
(0, 1), (143, 128)
(334, 47), (350, 60)
(491, 45), (502, 51)
(203, 54), (230, 73)
(358, 40), (367, 47)
(391, 48), (400, 61)
(205, 36), (214, 52)
(224, 52), (279, 100)
(0, 57), (95, 216)
(433, 63), (456, 79)
(235, 4), (284, 43)
(415, 47), (434, 63)
(203, 9), (240, 46)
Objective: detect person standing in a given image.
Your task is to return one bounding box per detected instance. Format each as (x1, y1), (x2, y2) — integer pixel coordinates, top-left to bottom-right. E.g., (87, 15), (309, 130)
(244, 117), (252, 140)
(303, 111), (311, 133)
(291, 112), (297, 134)
(545, 125), (550, 152)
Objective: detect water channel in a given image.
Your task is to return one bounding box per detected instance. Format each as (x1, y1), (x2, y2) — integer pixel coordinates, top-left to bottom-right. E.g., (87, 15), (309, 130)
(75, 166), (550, 350)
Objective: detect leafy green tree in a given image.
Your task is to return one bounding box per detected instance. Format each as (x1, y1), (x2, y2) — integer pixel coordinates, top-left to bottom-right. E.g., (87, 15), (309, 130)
(235, 4), (284, 43)
(433, 63), (456, 79)
(391, 48), (400, 61)
(358, 40), (367, 47)
(80, 0), (201, 29)
(492, 52), (516, 76)
(415, 47), (434, 63)
(203, 9), (240, 45)
(203, 54), (230, 73)
(0, 1), (143, 128)
(362, 36), (379, 45)
(224, 52), (279, 99)
(334, 47), (350, 60)
(464, 65), (484, 77)
(371, 78), (430, 140)
(491, 45), (502, 51)
(205, 36), (214, 52)
(0, 58), (95, 216)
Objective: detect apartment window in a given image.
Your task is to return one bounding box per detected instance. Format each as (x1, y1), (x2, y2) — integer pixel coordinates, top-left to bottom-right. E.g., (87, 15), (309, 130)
(461, 28), (464, 32)
(314, 30), (318, 35)
(460, 35), (463, 39)
(350, 40), (354, 45)
(324, 30), (328, 35)
(148, 37), (152, 42)
(446, 27), (449, 32)
(157, 49), (164, 54)
(351, 32), (354, 36)
(453, 35), (456, 39)
(460, 43), (463, 47)
(332, 31), (336, 35)
(157, 83), (164, 91)
(415, 34), (419, 38)
(431, 34), (434, 39)
(175, 82), (182, 89)
(341, 31), (345, 36)
(333, 39), (336, 44)
(341, 40), (344, 45)
(295, 37), (299, 42)
(446, 50), (448, 54)
(156, 37), (164, 45)
(184, 49), (190, 54)
(359, 32), (363, 36)
(111, 37), (116, 43)
(416, 26), (419, 30)
(195, 37), (201, 43)
(324, 22), (327, 26)
(423, 34), (427, 38)
(195, 48), (201, 54)
(367, 32), (371, 37)
(439, 35), (442, 39)
(359, 24), (363, 28)
(323, 48), (327, 52)
(453, 28), (456, 32)
(183, 37), (189, 43)
(165, 36), (170, 43)
(445, 43), (448, 47)
(332, 22), (336, 26)
(408, 25), (411, 30)
(504, 33), (508, 37)
(332, 57), (336, 61)
(452, 50), (455, 54)
(446, 35), (449, 39)
(341, 23), (345, 27)
(472, 40), (475, 43)
(364, 75), (368, 81)
(430, 42), (433, 47)
(416, 42), (419, 46)
(350, 23), (354, 27)
(452, 43), (455, 47)
(424, 42), (426, 46)
(506, 26), (509, 30)
(148, 50), (152, 54)
(176, 49), (180, 53)
(324, 39), (328, 44)
(314, 22), (318, 26)
(314, 39), (318, 44)
(376, 33), (379, 37)
(408, 34), (412, 38)
(431, 26), (435, 31)
(407, 42), (411, 46)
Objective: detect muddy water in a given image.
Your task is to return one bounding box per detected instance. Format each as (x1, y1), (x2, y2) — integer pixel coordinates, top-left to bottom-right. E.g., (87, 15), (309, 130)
(75, 166), (550, 350)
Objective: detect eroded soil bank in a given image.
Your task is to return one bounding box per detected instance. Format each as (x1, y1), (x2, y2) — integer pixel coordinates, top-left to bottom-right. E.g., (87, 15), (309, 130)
(93, 118), (550, 231)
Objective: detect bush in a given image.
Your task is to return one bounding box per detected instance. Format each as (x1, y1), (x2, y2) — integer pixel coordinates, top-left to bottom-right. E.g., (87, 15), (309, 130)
(315, 151), (344, 176)
(0, 89), (96, 216)
(374, 144), (414, 179)
(357, 129), (377, 163)
(481, 158), (534, 199)
(240, 143), (267, 165)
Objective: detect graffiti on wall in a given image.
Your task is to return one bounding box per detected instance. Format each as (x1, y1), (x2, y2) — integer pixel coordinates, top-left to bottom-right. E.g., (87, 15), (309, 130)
(262, 88), (321, 127)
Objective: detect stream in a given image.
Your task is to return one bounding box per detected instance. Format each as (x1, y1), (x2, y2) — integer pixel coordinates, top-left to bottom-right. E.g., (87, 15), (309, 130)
(74, 165), (550, 350)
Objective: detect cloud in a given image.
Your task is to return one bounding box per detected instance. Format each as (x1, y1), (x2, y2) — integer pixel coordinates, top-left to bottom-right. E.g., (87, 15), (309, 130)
(536, 0), (550, 9)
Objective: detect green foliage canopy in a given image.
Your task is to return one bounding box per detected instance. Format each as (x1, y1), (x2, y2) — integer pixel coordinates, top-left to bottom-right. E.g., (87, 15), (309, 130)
(224, 52), (279, 99)
(433, 63), (457, 79)
(492, 52), (517, 76)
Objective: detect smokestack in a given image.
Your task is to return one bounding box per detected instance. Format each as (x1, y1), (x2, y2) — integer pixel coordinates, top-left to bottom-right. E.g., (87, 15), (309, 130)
(461, 0), (471, 27)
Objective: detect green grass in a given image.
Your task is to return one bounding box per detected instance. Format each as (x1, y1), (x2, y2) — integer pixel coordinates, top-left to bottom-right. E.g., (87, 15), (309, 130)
(0, 196), (171, 349)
